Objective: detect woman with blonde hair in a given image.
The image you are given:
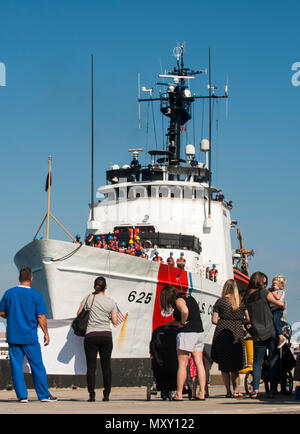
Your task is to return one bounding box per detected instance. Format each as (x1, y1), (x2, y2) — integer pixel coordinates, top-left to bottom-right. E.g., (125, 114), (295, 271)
(211, 279), (247, 397)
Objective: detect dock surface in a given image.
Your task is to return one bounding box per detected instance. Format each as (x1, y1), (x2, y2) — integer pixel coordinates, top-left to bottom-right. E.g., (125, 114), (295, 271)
(0, 385), (299, 415)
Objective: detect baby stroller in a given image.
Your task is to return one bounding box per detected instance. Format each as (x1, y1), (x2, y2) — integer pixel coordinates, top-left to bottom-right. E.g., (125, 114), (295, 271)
(278, 321), (295, 395)
(147, 324), (192, 401)
(243, 321), (295, 395)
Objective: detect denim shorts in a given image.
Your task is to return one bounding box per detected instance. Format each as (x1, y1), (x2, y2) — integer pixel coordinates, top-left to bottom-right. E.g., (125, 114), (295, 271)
(176, 332), (204, 352)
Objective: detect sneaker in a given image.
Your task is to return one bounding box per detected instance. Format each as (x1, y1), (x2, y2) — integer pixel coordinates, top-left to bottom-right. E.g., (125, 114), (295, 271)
(18, 398), (28, 403)
(277, 336), (287, 349)
(40, 394), (57, 402)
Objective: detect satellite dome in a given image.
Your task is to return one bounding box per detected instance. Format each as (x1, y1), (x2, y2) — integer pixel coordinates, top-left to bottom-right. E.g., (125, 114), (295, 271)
(200, 139), (210, 152)
(185, 144), (195, 156)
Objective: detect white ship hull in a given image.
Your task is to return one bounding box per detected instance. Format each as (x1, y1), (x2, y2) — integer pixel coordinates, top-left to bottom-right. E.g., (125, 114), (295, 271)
(14, 239), (221, 360)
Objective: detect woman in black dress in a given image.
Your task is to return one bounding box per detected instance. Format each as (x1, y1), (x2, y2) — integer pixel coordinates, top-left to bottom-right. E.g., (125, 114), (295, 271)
(160, 285), (206, 401)
(211, 279), (247, 397)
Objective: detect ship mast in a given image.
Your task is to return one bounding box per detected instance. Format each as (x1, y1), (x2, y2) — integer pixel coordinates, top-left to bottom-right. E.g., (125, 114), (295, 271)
(107, 46), (228, 193)
(236, 227), (254, 276)
(138, 45), (228, 182)
(208, 48), (212, 217)
(90, 54), (95, 221)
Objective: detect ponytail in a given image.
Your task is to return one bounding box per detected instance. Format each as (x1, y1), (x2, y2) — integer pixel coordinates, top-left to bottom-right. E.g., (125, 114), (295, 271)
(93, 276), (106, 294)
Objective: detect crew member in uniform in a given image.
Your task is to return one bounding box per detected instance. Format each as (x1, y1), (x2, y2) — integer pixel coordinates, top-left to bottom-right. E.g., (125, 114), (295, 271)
(167, 252), (175, 267)
(85, 234), (94, 246)
(152, 251), (163, 263)
(209, 264), (218, 282)
(134, 236), (143, 257)
(73, 234), (82, 244)
(101, 236), (107, 249)
(118, 242), (127, 253)
(112, 236), (119, 251)
(189, 156), (198, 167)
(107, 235), (115, 250)
(94, 236), (102, 248)
(126, 240), (136, 255)
(130, 157), (141, 181)
(176, 252), (186, 270)
(217, 190), (224, 202)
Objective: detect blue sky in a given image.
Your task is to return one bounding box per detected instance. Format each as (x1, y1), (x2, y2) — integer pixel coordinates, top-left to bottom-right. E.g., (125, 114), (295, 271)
(0, 0), (299, 330)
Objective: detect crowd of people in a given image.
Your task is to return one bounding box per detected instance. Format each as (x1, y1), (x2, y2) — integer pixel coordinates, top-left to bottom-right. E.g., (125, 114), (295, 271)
(76, 233), (223, 278)
(213, 189), (232, 209)
(74, 233), (189, 269)
(0, 266), (290, 403)
(159, 270), (289, 401)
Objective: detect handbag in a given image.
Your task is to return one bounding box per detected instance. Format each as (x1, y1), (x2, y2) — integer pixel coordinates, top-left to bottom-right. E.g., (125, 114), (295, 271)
(72, 294), (95, 336)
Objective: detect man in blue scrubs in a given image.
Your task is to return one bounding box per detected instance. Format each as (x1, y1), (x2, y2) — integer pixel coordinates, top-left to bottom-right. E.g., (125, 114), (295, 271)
(0, 267), (56, 402)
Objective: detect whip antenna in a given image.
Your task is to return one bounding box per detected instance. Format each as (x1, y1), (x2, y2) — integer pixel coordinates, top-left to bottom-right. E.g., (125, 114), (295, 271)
(225, 75), (229, 119)
(90, 54), (95, 221)
(138, 72), (141, 129)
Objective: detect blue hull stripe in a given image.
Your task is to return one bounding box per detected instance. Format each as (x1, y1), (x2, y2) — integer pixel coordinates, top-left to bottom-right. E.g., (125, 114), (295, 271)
(188, 272), (194, 295)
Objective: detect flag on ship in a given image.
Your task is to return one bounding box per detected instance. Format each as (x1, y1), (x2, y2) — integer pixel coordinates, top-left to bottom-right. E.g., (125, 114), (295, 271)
(114, 307), (127, 327)
(180, 123), (187, 133)
(45, 172), (52, 192)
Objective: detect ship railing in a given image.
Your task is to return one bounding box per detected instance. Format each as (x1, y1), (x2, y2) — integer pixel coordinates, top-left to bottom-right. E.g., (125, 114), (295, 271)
(88, 231), (201, 255)
(106, 164), (209, 184)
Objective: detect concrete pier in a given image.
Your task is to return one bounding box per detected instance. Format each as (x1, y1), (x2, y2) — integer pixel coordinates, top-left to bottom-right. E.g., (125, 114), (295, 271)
(0, 385), (299, 415)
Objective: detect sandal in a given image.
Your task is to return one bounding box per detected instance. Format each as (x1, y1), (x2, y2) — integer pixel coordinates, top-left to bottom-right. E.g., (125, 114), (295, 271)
(172, 393), (183, 401)
(195, 395), (206, 401)
(245, 392), (258, 399)
(232, 392), (244, 398)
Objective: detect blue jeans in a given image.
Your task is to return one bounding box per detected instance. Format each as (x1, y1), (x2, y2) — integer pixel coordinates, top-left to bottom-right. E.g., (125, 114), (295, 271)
(273, 309), (283, 338)
(252, 333), (279, 393)
(9, 342), (50, 400)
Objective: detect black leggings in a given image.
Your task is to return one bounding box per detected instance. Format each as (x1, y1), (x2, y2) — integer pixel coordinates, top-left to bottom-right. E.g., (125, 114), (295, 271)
(84, 335), (113, 397)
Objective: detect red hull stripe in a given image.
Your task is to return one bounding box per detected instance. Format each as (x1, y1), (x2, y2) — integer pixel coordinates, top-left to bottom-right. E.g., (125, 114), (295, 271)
(233, 273), (250, 284)
(233, 269), (250, 280)
(152, 264), (189, 331)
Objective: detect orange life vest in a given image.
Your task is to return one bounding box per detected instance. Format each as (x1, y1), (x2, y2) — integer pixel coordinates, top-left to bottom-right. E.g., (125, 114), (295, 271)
(112, 241), (119, 251)
(209, 268), (217, 278)
(167, 257), (175, 266)
(176, 258), (186, 269)
(135, 241), (142, 251)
